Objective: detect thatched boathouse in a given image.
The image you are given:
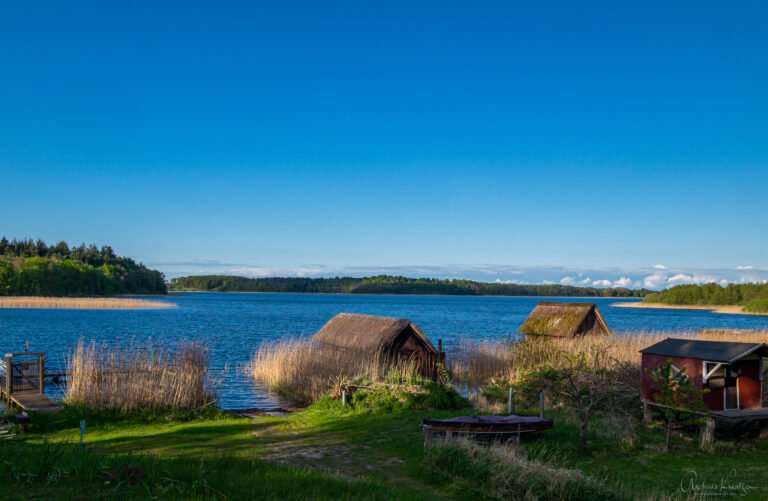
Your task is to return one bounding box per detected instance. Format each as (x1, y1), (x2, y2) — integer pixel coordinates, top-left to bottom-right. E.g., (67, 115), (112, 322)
(313, 313), (438, 359)
(517, 302), (612, 337)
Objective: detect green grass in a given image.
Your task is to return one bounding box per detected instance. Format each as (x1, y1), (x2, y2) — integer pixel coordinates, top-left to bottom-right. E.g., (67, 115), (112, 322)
(4, 389), (768, 500)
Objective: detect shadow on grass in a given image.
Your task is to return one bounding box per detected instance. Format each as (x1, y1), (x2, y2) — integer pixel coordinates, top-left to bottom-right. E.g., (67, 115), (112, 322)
(0, 440), (420, 500)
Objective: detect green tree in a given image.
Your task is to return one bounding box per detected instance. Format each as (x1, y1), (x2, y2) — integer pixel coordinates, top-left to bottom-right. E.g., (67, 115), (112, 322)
(648, 359), (709, 451)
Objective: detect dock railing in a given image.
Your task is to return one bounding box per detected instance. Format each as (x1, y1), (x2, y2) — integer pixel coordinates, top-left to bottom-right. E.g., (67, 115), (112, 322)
(1, 352), (45, 403)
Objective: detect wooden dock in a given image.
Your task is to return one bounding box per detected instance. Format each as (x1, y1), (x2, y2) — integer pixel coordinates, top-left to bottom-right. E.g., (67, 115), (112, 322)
(1, 352), (61, 413)
(0, 390), (61, 413)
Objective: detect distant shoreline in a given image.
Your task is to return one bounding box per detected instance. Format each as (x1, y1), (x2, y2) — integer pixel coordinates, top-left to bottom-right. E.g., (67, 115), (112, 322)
(170, 290), (642, 300)
(0, 297), (176, 310)
(612, 301), (768, 316)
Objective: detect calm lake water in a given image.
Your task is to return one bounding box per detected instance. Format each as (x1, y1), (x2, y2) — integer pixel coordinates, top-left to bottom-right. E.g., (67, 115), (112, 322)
(3, 293), (768, 409)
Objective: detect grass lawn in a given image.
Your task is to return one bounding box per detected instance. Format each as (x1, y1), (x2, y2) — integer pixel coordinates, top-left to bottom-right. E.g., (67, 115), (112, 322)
(3, 401), (768, 499)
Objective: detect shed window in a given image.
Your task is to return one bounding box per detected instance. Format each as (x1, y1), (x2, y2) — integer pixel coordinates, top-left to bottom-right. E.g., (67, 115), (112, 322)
(703, 361), (728, 386)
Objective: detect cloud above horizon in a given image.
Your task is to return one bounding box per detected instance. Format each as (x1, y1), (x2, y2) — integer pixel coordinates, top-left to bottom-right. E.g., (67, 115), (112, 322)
(150, 261), (768, 290)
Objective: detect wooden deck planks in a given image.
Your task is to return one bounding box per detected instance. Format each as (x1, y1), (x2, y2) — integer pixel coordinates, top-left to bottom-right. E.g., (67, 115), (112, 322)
(1, 390), (61, 413)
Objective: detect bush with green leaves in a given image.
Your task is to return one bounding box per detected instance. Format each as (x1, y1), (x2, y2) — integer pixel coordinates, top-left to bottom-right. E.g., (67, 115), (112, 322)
(647, 358), (709, 450)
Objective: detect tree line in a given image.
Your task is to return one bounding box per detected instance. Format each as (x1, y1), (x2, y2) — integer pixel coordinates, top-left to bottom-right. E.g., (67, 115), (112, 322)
(169, 274), (650, 297)
(643, 282), (768, 312)
(0, 237), (167, 296)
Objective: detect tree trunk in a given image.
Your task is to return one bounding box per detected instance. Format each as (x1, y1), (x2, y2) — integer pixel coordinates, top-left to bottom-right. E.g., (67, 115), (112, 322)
(579, 413), (589, 453)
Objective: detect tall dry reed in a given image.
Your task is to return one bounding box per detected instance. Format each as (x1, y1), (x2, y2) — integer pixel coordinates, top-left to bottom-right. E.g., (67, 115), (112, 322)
(0, 296), (175, 309)
(65, 340), (213, 411)
(451, 330), (768, 386)
(250, 338), (422, 404)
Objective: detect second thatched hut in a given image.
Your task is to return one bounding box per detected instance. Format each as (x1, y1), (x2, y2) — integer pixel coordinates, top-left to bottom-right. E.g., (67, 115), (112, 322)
(517, 301), (612, 337)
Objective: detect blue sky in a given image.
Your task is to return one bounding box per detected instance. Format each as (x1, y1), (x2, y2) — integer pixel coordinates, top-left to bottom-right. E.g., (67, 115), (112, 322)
(1, 2), (767, 288)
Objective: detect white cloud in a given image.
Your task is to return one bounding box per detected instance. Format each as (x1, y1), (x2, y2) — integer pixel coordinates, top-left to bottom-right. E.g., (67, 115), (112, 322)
(667, 273), (694, 285)
(666, 273), (718, 286)
(643, 273), (667, 289)
(559, 276), (575, 285)
(654, 264), (667, 270)
(613, 277), (633, 287)
(592, 279), (612, 287)
(580, 277), (592, 284)
(737, 265), (753, 270)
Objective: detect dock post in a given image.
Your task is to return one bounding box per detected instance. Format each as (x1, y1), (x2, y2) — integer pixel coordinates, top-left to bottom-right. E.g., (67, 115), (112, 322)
(423, 425), (432, 447)
(5, 354), (12, 402)
(539, 391), (545, 419)
(643, 401), (653, 426)
(508, 388), (514, 415)
(700, 419), (715, 448)
(38, 354), (44, 395)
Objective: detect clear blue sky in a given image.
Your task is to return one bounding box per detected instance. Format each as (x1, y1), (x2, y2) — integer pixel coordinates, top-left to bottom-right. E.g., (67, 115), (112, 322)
(1, 1), (766, 287)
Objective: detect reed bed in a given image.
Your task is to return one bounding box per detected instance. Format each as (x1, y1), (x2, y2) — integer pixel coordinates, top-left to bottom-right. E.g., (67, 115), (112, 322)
(0, 296), (175, 309)
(250, 338), (422, 404)
(65, 340), (213, 411)
(450, 330), (768, 386)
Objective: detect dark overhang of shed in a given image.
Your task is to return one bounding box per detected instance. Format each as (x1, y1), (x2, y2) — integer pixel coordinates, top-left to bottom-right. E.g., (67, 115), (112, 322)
(640, 338), (768, 363)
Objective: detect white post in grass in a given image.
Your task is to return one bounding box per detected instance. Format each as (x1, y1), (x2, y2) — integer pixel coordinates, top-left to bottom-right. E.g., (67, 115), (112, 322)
(80, 420), (86, 450)
(508, 388), (514, 415)
(342, 390), (346, 408)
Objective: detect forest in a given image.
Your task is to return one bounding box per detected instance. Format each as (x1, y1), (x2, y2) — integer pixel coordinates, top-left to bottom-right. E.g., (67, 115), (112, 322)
(643, 282), (768, 312)
(0, 237), (167, 296)
(169, 274), (649, 297)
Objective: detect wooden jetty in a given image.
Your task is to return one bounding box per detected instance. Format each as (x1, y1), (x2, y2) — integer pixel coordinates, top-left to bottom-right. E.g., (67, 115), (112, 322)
(1, 352), (61, 412)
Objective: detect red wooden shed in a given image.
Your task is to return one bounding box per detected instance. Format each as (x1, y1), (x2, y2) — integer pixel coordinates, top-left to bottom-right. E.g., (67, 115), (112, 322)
(641, 338), (768, 412)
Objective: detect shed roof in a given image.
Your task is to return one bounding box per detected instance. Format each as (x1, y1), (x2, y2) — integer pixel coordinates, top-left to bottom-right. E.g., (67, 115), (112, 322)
(517, 302), (611, 337)
(313, 313), (436, 353)
(641, 338), (768, 363)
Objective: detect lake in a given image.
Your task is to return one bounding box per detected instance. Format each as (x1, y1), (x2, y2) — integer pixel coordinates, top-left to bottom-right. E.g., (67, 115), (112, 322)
(3, 293), (768, 409)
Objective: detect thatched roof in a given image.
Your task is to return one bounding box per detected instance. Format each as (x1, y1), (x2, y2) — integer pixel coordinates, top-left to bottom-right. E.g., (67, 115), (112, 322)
(313, 313), (437, 353)
(517, 302), (612, 337)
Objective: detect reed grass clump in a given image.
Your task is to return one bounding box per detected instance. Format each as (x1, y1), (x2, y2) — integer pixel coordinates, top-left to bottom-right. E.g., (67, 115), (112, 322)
(250, 339), (423, 404)
(65, 340), (213, 412)
(0, 296), (175, 309)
